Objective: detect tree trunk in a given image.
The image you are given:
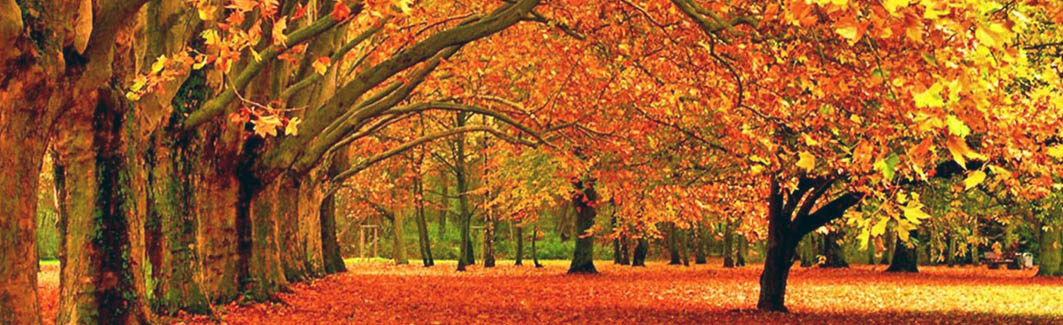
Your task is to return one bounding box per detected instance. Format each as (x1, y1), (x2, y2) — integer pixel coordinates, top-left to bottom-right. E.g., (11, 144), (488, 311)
(881, 228), (895, 265)
(531, 225), (543, 268)
(414, 177), (433, 267)
(612, 216), (622, 264)
(819, 230), (848, 268)
(391, 210), (408, 265)
(666, 223), (682, 265)
(514, 226), (524, 266)
(619, 236), (631, 265)
(723, 222), (735, 268)
(192, 122), (243, 304)
(0, 86), (50, 324)
(946, 233), (957, 267)
(1037, 226), (1062, 276)
(798, 235), (815, 267)
(483, 219), (496, 268)
(144, 130), (211, 315)
(277, 176), (311, 282)
(694, 227), (707, 264)
(736, 235), (747, 267)
(236, 151), (290, 302)
(970, 221), (980, 266)
(321, 152), (348, 274)
(455, 113), (474, 270)
(632, 237), (649, 267)
(568, 179), (598, 274)
(438, 170), (448, 239)
(886, 233), (919, 273)
(757, 231), (797, 312)
(54, 90), (151, 324)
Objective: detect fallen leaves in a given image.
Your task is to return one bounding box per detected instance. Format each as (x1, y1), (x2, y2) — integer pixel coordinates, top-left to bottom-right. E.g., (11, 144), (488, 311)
(152, 260), (1063, 324)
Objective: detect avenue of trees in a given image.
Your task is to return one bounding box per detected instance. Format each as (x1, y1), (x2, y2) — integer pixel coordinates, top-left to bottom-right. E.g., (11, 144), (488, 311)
(2, 0), (1062, 323)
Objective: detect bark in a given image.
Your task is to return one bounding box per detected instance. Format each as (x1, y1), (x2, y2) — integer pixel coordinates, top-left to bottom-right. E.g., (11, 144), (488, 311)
(568, 179), (597, 274)
(1037, 226), (1062, 276)
(886, 233), (919, 273)
(191, 122), (243, 304)
(680, 229), (691, 266)
(514, 226), (524, 266)
(632, 238), (649, 267)
(758, 230), (797, 312)
(0, 78), (50, 324)
(236, 144), (290, 302)
(321, 151), (348, 274)
(54, 89), (151, 324)
(277, 176), (311, 282)
(798, 235), (815, 267)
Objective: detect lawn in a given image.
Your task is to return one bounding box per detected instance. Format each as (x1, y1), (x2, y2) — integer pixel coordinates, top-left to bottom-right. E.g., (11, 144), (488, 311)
(67, 259), (1054, 324)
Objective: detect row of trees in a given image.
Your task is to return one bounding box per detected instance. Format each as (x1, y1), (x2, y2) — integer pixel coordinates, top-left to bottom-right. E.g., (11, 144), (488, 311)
(2, 0), (1062, 322)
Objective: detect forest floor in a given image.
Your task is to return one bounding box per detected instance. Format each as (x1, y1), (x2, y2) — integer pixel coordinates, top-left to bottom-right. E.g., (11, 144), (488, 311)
(36, 259), (1063, 324)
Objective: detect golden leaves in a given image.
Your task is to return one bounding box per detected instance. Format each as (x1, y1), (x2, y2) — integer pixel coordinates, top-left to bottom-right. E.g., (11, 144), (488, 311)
(253, 114), (283, 137)
(313, 57), (331, 75)
(797, 151), (816, 172)
(964, 170), (986, 190)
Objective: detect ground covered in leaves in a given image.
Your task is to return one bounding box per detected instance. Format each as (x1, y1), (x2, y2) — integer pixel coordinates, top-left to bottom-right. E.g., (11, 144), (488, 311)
(37, 259), (1063, 324)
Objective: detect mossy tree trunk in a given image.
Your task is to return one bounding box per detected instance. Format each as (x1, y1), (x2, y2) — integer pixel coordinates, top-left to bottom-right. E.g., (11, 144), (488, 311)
(54, 88), (151, 324)
(1037, 225), (1062, 276)
(321, 150), (348, 274)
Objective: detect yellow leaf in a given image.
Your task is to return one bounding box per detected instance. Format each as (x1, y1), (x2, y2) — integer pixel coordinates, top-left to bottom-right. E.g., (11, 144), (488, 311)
(871, 218), (889, 236)
(151, 55), (168, 74)
(945, 115), (969, 138)
(312, 57), (331, 75)
(253, 115), (282, 137)
(202, 30), (221, 46)
(975, 22), (1010, 49)
(796, 151), (815, 172)
(393, 0), (413, 14)
(1047, 145), (1063, 160)
(883, 0), (908, 16)
(964, 171), (986, 190)
(901, 200), (929, 225)
(285, 117), (301, 136)
(272, 18), (288, 46)
(912, 82), (944, 108)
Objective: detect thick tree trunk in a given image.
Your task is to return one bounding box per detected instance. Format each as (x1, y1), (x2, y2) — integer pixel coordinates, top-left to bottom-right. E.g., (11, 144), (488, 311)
(236, 152), (290, 302)
(514, 226), (524, 266)
(1037, 226), (1062, 276)
(632, 237), (649, 267)
(886, 234), (919, 273)
(455, 113), (474, 271)
(0, 83), (52, 323)
(277, 176), (311, 282)
(54, 90), (151, 324)
(568, 180), (597, 274)
(757, 232), (797, 312)
(819, 230), (848, 268)
(144, 131), (211, 315)
(321, 151), (348, 274)
(192, 123), (243, 304)
(619, 236), (631, 265)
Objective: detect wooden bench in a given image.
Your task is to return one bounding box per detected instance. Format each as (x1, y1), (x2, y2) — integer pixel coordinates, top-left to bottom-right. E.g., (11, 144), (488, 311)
(984, 252), (1021, 270)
